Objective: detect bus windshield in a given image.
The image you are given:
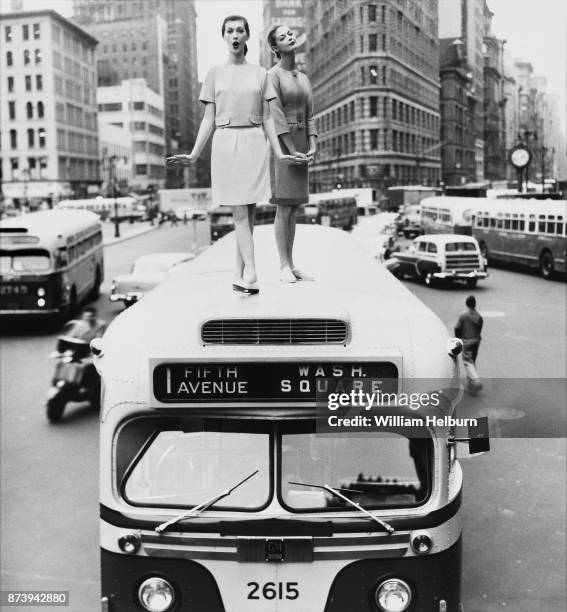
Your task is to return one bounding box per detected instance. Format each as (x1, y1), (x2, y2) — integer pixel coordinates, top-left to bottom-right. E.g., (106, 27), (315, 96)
(281, 425), (430, 511)
(122, 420), (270, 510)
(0, 250), (51, 273)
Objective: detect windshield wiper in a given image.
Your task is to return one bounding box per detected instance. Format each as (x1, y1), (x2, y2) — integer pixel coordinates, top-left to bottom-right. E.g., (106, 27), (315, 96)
(289, 481), (395, 534)
(155, 470), (259, 533)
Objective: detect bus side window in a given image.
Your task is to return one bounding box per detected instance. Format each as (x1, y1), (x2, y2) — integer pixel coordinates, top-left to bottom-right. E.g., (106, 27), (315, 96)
(538, 216), (546, 233)
(496, 216), (503, 229)
(546, 216), (555, 234)
(503, 214), (511, 230)
(55, 247), (68, 268)
(528, 215), (536, 232)
(489, 217), (496, 228)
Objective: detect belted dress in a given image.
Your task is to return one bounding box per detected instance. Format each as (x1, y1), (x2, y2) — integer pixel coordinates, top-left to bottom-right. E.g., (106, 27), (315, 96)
(199, 63), (277, 207)
(268, 65), (317, 205)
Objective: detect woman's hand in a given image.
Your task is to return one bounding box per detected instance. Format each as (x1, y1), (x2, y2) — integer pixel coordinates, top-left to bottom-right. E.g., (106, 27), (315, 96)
(166, 153), (197, 166)
(277, 152), (306, 165)
(305, 147), (316, 163)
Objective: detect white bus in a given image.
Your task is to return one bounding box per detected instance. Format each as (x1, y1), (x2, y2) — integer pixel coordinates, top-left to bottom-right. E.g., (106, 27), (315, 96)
(96, 225), (488, 612)
(57, 196), (143, 222)
(0, 210), (103, 318)
(473, 199), (567, 279)
(420, 196), (479, 235)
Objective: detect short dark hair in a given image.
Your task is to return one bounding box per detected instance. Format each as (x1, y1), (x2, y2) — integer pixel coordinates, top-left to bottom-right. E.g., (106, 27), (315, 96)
(466, 295), (476, 308)
(221, 15), (250, 56)
(267, 24), (285, 59)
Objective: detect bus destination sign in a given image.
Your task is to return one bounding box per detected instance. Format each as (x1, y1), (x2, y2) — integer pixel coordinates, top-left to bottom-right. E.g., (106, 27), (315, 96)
(152, 362), (399, 403)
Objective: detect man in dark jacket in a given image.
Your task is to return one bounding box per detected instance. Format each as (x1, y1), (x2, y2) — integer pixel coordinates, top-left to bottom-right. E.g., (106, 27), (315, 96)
(454, 295), (483, 393)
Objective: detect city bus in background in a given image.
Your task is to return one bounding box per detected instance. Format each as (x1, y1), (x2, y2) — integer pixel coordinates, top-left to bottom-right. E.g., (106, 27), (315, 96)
(210, 204), (277, 242)
(57, 196), (144, 222)
(325, 188), (377, 216)
(0, 210), (103, 319)
(420, 196), (479, 235)
(444, 184), (488, 198)
(473, 199), (567, 279)
(386, 185), (441, 212)
(301, 194), (358, 230)
(96, 225), (487, 612)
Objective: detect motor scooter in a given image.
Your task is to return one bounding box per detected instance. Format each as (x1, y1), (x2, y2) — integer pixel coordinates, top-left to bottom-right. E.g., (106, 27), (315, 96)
(46, 322), (101, 423)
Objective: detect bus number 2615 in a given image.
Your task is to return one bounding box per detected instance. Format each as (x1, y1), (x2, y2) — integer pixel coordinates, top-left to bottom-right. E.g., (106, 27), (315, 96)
(247, 582), (299, 600)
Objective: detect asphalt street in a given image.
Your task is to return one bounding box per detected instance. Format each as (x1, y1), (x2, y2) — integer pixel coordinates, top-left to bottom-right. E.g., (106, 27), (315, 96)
(1, 218), (565, 611)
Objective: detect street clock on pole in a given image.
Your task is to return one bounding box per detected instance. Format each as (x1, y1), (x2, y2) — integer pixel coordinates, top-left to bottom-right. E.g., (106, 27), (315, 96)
(509, 145), (532, 169)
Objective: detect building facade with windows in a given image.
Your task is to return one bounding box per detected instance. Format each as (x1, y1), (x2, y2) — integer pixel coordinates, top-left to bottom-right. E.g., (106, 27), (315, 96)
(439, 38), (476, 186)
(305, 0), (441, 194)
(72, 0), (201, 188)
(0, 10), (99, 205)
(97, 79), (165, 190)
(439, 0), (485, 182)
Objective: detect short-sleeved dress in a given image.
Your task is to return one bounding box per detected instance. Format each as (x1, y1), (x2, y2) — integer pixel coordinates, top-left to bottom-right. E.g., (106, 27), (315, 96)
(268, 65), (317, 205)
(199, 63), (277, 207)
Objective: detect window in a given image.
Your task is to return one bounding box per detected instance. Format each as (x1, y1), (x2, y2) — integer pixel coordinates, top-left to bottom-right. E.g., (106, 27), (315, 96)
(36, 74), (42, 90)
(135, 163), (147, 175)
(35, 49), (42, 65)
(98, 102), (123, 112)
(8, 76), (14, 92)
(28, 128), (35, 147)
(382, 34), (387, 51)
(24, 75), (31, 91)
(10, 129), (17, 149)
(427, 243), (438, 253)
(24, 49), (31, 65)
(369, 65), (378, 85)
(38, 129), (46, 148)
(7, 100), (16, 120)
(5, 26), (13, 42)
(6, 50), (13, 66)
(368, 4), (377, 22)
(370, 129), (378, 150)
(369, 34), (377, 52)
(22, 24), (29, 40)
(37, 101), (44, 119)
(33, 23), (40, 40)
(26, 102), (33, 119)
(132, 101), (145, 110)
(370, 96), (378, 117)
(132, 121), (146, 130)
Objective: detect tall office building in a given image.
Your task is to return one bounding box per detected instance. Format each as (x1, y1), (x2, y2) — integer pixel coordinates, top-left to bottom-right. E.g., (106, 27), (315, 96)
(481, 2), (506, 181)
(305, 0), (441, 193)
(439, 0), (485, 181)
(0, 10), (99, 204)
(72, 0), (201, 187)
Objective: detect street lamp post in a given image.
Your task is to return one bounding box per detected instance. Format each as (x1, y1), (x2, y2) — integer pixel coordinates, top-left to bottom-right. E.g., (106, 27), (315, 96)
(110, 156), (120, 239)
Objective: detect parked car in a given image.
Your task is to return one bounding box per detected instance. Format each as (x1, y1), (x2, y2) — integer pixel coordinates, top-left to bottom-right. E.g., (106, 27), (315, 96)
(175, 207), (208, 221)
(110, 252), (195, 307)
(384, 234), (488, 288)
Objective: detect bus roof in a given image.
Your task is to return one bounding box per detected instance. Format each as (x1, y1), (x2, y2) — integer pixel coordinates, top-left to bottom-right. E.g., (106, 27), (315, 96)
(421, 196), (486, 212)
(387, 185), (440, 192)
(98, 226), (454, 410)
(0, 210), (101, 243)
(473, 199), (567, 216)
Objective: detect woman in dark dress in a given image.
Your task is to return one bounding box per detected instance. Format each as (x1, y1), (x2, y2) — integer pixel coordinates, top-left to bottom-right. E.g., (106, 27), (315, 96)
(267, 25), (317, 282)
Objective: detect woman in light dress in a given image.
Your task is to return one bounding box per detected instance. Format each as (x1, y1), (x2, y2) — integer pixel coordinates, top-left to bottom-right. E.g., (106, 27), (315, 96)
(267, 24), (317, 282)
(167, 15), (298, 294)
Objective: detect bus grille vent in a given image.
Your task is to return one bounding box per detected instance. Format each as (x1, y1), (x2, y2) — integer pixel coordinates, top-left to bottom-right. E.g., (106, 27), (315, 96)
(202, 319), (348, 345)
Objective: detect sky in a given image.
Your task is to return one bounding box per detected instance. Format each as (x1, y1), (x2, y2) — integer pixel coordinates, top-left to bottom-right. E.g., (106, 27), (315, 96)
(1, 0), (565, 129)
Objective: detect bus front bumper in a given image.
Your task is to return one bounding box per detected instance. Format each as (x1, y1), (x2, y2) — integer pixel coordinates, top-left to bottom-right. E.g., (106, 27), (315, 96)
(0, 308), (61, 315)
(432, 270), (489, 281)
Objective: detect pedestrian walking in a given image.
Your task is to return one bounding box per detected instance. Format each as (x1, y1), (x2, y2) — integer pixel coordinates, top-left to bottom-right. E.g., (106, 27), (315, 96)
(454, 295), (484, 394)
(266, 24), (315, 282)
(166, 15), (299, 295)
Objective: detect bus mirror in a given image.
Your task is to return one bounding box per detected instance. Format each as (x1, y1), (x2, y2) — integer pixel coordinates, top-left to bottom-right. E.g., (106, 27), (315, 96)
(453, 417), (490, 457)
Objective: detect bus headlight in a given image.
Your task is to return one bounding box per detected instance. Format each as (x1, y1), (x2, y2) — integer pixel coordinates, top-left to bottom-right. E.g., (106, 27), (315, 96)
(375, 578), (412, 611)
(37, 298), (46, 307)
(117, 532), (140, 554)
(37, 287), (46, 297)
(138, 577), (175, 612)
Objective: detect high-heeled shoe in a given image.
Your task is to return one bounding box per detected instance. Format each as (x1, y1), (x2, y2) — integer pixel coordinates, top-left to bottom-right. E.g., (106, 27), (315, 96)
(280, 267), (298, 283)
(292, 268), (314, 281)
(232, 280), (260, 294)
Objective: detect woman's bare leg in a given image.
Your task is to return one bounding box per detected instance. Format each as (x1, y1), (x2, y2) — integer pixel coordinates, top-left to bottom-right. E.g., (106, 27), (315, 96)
(286, 206), (300, 269)
(232, 204), (257, 284)
(275, 205), (294, 271)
